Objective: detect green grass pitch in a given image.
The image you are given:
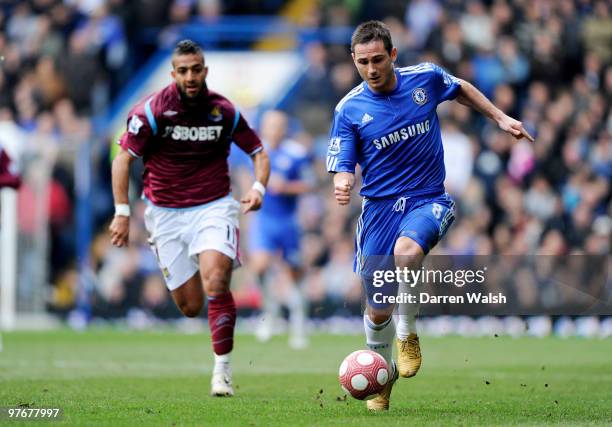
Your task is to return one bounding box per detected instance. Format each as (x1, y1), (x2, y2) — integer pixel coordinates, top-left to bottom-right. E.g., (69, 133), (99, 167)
(1, 330), (611, 426)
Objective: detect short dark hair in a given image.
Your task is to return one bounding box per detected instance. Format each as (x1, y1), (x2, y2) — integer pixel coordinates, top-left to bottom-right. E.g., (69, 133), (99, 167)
(351, 20), (393, 54)
(173, 39), (203, 58)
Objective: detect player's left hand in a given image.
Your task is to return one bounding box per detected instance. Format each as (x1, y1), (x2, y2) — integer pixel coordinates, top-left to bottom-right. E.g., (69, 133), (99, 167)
(498, 115), (535, 142)
(241, 189), (263, 213)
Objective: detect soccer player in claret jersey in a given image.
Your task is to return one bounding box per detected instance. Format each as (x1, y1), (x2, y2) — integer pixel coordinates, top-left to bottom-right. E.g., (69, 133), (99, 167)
(109, 40), (270, 397)
(248, 110), (314, 349)
(327, 21), (534, 411)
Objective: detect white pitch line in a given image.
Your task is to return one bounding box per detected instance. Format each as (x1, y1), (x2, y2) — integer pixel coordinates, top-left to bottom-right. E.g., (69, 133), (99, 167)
(0, 359), (334, 380)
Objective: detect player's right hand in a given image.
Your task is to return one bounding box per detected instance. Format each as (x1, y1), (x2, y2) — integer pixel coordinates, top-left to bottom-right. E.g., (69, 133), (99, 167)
(241, 188), (263, 213)
(334, 179), (352, 205)
(109, 216), (130, 247)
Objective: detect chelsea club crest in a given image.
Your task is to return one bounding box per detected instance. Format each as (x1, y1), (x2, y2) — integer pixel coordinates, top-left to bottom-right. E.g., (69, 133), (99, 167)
(412, 88), (428, 106)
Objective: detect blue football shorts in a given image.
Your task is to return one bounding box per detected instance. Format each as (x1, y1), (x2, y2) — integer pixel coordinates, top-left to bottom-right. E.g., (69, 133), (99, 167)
(354, 191), (456, 308)
(248, 213), (302, 268)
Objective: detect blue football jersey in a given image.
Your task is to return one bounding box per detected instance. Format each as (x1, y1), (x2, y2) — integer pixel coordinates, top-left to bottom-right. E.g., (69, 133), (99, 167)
(326, 63), (461, 198)
(261, 139), (313, 217)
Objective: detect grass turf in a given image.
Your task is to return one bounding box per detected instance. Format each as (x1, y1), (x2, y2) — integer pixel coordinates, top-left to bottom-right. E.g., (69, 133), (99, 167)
(0, 330), (611, 426)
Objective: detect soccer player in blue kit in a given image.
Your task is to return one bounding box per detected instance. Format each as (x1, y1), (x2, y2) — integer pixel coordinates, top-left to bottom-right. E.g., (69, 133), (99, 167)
(249, 110), (314, 349)
(327, 21), (534, 411)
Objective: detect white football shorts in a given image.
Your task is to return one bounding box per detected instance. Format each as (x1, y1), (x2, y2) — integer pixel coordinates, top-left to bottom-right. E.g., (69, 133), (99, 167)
(143, 194), (241, 290)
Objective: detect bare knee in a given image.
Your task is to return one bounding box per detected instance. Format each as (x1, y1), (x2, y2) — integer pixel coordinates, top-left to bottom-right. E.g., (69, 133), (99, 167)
(199, 251), (233, 297)
(171, 274), (204, 318)
(367, 306), (393, 325)
(394, 237), (424, 257)
(202, 268), (231, 297)
(178, 300), (203, 317)
(394, 237), (425, 268)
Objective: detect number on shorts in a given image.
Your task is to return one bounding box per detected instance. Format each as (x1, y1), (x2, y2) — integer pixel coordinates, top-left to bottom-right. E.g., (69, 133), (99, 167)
(432, 203), (443, 219)
(226, 225), (235, 245)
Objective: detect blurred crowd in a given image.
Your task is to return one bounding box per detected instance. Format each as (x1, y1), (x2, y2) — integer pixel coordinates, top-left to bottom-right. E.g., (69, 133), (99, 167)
(0, 0), (609, 325)
(0, 0), (284, 316)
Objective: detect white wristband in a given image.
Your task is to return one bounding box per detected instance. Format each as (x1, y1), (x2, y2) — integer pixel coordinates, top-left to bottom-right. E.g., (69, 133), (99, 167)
(252, 181), (266, 196)
(114, 204), (130, 217)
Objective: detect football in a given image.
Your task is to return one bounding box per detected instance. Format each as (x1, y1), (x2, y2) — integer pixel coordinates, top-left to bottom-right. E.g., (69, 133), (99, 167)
(338, 350), (390, 400)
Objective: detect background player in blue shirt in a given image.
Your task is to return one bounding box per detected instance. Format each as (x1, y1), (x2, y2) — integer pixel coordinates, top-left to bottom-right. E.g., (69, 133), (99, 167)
(327, 21), (534, 411)
(249, 110), (315, 349)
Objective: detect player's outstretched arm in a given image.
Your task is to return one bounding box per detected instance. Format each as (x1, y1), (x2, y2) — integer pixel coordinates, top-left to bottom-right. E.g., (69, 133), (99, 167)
(109, 148), (135, 247)
(333, 172), (355, 206)
(241, 150), (270, 213)
(455, 79), (534, 142)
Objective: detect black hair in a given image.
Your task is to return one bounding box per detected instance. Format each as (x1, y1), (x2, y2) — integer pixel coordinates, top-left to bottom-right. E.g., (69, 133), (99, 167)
(173, 39), (204, 57)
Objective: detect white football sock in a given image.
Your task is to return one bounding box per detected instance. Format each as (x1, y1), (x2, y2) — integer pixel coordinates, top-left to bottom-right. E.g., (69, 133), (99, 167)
(364, 314), (396, 368)
(255, 272), (280, 319)
(396, 281), (420, 339)
(288, 283), (307, 338)
(213, 352), (230, 372)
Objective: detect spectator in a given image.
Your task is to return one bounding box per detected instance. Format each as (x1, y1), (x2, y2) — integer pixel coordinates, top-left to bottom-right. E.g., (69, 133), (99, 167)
(2, 0), (609, 322)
